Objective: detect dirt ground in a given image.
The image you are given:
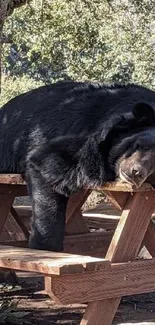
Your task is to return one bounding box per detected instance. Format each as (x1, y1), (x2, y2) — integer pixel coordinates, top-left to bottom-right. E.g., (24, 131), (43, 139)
(1, 192), (155, 324)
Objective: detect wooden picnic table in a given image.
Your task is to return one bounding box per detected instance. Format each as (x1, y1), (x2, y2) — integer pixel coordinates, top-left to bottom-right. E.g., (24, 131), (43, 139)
(0, 174), (155, 325)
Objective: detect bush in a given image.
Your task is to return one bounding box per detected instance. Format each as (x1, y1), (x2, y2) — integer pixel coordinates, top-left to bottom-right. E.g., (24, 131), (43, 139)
(0, 75), (44, 107)
(2, 0), (155, 106)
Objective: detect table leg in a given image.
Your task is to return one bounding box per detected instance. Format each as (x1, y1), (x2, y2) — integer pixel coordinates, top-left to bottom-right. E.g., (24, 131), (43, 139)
(0, 193), (15, 235)
(0, 190), (16, 282)
(144, 221), (155, 257)
(66, 189), (91, 234)
(10, 207), (29, 239)
(103, 191), (129, 210)
(81, 191), (155, 325)
(105, 191), (155, 259)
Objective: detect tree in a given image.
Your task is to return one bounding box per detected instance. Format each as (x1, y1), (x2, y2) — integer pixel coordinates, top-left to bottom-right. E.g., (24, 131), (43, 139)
(1, 0), (155, 105)
(0, 0), (32, 91)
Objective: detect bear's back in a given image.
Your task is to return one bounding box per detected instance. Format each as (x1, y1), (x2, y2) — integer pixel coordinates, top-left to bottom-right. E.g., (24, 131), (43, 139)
(0, 81), (155, 174)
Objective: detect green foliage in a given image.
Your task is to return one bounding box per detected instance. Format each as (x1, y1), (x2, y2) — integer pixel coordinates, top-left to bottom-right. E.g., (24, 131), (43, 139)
(1, 0), (155, 105)
(0, 75), (43, 106)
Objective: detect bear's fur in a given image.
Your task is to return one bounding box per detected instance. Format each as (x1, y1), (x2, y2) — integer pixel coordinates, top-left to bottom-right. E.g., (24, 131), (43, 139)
(1, 81), (155, 251)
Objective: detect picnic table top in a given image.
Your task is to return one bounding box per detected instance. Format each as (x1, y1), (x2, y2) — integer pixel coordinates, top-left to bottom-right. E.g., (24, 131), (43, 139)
(0, 173), (154, 192)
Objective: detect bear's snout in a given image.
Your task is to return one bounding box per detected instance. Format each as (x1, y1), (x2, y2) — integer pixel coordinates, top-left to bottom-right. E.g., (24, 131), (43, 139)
(120, 164), (147, 188)
(117, 150), (153, 188)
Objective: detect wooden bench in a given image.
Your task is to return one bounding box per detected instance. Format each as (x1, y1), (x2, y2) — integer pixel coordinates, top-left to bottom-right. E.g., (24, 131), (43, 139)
(1, 174), (155, 324)
(0, 245), (108, 275)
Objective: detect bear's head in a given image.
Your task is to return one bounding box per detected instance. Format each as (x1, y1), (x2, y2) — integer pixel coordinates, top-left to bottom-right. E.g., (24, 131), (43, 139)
(77, 101), (155, 190)
(107, 102), (155, 187)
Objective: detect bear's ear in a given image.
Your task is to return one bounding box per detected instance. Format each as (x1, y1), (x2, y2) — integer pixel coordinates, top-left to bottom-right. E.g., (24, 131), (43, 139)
(132, 102), (155, 125)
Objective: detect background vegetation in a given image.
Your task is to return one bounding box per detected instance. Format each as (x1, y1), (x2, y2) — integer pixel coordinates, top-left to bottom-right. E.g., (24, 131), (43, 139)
(1, 0), (155, 106)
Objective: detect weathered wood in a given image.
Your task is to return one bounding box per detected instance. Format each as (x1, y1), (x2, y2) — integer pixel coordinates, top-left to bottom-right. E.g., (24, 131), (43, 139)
(1, 174), (155, 325)
(66, 189), (90, 223)
(13, 206), (31, 231)
(81, 190), (155, 325)
(13, 189), (90, 236)
(13, 206), (31, 217)
(66, 211), (89, 234)
(1, 230), (112, 257)
(97, 181), (154, 192)
(46, 258), (155, 304)
(102, 191), (155, 259)
(0, 184), (28, 196)
(0, 174), (25, 184)
(106, 192), (155, 261)
(144, 221), (155, 257)
(13, 205), (89, 235)
(0, 193), (15, 235)
(15, 204), (118, 232)
(0, 212), (27, 241)
(0, 240), (28, 247)
(66, 189), (90, 234)
(0, 174), (153, 191)
(0, 192), (17, 280)
(10, 207), (29, 239)
(84, 215), (119, 230)
(83, 204), (120, 230)
(81, 299), (119, 325)
(103, 191), (129, 210)
(64, 230), (113, 256)
(0, 245), (109, 275)
(104, 190), (155, 258)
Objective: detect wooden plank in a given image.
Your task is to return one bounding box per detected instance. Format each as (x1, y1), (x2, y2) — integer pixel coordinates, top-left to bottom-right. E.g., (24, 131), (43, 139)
(97, 181), (154, 192)
(80, 300), (119, 325)
(0, 193), (15, 235)
(13, 206), (31, 231)
(99, 191), (155, 258)
(13, 206), (89, 235)
(0, 174), (25, 184)
(81, 190), (155, 325)
(66, 211), (89, 234)
(66, 189), (90, 234)
(64, 230), (113, 256)
(0, 184), (28, 196)
(10, 207), (30, 239)
(103, 191), (129, 210)
(83, 215), (119, 230)
(46, 258), (155, 304)
(13, 206), (32, 217)
(83, 204), (120, 230)
(0, 193), (17, 280)
(1, 230), (112, 257)
(0, 245), (110, 275)
(66, 189), (90, 223)
(13, 190), (90, 237)
(0, 212), (27, 241)
(106, 192), (155, 261)
(0, 240), (28, 247)
(144, 221), (155, 257)
(0, 174), (153, 192)
(14, 205), (119, 232)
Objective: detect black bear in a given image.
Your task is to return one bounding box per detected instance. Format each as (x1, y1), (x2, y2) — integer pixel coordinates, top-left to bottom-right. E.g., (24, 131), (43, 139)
(1, 80), (155, 251)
